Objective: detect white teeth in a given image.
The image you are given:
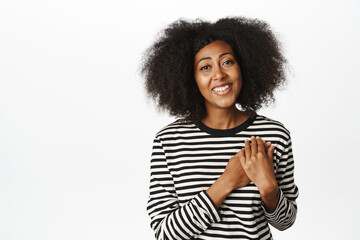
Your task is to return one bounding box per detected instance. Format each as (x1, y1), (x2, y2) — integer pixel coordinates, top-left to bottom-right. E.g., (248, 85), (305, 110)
(212, 84), (230, 92)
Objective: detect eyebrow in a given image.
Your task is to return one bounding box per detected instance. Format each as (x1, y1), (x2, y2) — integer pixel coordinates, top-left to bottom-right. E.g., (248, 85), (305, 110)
(196, 52), (232, 66)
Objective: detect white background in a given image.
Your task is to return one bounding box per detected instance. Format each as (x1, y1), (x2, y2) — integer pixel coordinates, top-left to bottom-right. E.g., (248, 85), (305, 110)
(1, 0), (359, 239)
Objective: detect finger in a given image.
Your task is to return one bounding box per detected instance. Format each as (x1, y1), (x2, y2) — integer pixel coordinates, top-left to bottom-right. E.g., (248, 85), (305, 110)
(261, 139), (270, 151)
(261, 138), (270, 148)
(267, 145), (275, 165)
(239, 148), (246, 166)
(245, 139), (251, 160)
(256, 137), (265, 153)
(251, 136), (257, 155)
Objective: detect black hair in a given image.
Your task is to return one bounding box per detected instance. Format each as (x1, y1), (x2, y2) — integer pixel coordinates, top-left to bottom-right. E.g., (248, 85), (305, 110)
(141, 17), (288, 122)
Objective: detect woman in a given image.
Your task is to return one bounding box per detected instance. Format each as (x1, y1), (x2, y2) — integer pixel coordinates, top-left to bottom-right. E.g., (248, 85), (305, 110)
(142, 17), (299, 240)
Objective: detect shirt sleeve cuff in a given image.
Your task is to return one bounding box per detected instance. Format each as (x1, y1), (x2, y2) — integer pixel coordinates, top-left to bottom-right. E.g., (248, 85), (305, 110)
(262, 188), (284, 219)
(197, 190), (222, 223)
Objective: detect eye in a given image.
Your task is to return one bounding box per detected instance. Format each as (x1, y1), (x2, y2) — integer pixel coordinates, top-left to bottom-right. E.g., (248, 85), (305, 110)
(223, 60), (234, 65)
(200, 65), (211, 71)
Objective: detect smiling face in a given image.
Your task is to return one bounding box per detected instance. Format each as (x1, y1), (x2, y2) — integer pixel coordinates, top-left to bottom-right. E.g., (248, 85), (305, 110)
(194, 40), (242, 114)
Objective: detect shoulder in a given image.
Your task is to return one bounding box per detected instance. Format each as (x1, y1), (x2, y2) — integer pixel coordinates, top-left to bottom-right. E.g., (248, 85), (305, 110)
(154, 118), (198, 139)
(253, 114), (291, 140)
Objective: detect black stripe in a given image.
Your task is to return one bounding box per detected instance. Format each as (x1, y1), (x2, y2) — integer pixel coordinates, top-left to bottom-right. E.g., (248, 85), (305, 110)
(147, 114), (298, 239)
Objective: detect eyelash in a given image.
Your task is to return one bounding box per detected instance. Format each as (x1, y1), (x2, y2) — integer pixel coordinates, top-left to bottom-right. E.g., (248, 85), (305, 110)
(223, 60), (233, 65)
(200, 65), (210, 71)
(199, 60), (234, 71)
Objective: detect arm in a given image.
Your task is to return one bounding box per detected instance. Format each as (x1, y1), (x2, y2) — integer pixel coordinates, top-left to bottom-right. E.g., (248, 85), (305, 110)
(262, 135), (299, 231)
(238, 135), (298, 231)
(147, 137), (221, 240)
(206, 150), (251, 208)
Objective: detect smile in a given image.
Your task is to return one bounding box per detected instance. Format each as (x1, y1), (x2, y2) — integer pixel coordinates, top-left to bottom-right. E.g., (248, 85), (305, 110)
(212, 84), (233, 95)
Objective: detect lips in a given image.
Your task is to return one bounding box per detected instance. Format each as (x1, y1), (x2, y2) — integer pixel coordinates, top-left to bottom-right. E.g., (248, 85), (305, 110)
(211, 83), (233, 95)
(213, 85), (229, 92)
(212, 83), (232, 92)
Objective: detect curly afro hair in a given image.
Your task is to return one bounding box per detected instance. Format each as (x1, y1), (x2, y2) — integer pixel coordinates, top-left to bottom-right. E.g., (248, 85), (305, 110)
(141, 17), (288, 122)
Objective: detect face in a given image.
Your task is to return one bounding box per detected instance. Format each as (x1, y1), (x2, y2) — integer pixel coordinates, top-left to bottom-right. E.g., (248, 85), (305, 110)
(194, 40), (242, 112)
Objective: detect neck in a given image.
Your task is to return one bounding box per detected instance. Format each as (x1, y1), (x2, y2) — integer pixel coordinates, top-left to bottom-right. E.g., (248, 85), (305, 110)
(201, 105), (253, 130)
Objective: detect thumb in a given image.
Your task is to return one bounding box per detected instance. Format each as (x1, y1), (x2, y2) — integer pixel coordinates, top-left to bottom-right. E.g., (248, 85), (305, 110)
(239, 148), (246, 166)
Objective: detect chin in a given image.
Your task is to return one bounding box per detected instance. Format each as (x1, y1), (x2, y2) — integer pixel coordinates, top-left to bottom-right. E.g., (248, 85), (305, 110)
(213, 99), (237, 109)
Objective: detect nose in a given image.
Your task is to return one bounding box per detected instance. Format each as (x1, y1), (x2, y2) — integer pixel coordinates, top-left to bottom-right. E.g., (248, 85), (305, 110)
(212, 64), (226, 81)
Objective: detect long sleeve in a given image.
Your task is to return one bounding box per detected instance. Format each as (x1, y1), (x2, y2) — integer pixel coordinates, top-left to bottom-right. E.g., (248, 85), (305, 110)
(147, 136), (221, 240)
(262, 133), (299, 231)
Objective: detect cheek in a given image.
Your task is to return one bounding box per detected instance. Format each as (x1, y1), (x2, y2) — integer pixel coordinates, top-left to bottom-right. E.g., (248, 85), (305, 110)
(234, 70), (242, 89)
(194, 75), (209, 94)
(235, 80), (242, 95)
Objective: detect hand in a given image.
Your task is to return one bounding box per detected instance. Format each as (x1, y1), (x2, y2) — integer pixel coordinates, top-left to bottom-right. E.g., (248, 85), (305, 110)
(222, 151), (250, 191)
(222, 139), (272, 191)
(207, 148), (251, 208)
(208, 137), (278, 209)
(262, 139), (274, 158)
(239, 136), (278, 196)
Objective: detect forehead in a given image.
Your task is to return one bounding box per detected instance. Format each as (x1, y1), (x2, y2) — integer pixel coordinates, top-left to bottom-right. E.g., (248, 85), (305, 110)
(194, 40), (234, 61)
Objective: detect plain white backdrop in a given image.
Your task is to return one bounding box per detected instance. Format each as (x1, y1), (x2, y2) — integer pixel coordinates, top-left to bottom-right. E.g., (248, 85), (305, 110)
(1, 0), (359, 239)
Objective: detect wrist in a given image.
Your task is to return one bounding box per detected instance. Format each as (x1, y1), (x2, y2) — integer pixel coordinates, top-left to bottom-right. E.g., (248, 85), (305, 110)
(258, 179), (278, 198)
(206, 174), (234, 208)
(218, 173), (235, 195)
(260, 186), (279, 213)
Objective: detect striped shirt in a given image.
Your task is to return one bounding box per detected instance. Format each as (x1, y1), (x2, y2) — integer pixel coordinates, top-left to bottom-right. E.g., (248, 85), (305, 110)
(147, 113), (299, 240)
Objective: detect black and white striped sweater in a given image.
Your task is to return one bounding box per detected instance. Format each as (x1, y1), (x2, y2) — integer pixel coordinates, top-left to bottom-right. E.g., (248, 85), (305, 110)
(147, 114), (299, 240)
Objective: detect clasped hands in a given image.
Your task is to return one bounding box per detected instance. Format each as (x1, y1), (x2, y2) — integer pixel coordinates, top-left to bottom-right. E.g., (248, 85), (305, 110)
(222, 136), (278, 197)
